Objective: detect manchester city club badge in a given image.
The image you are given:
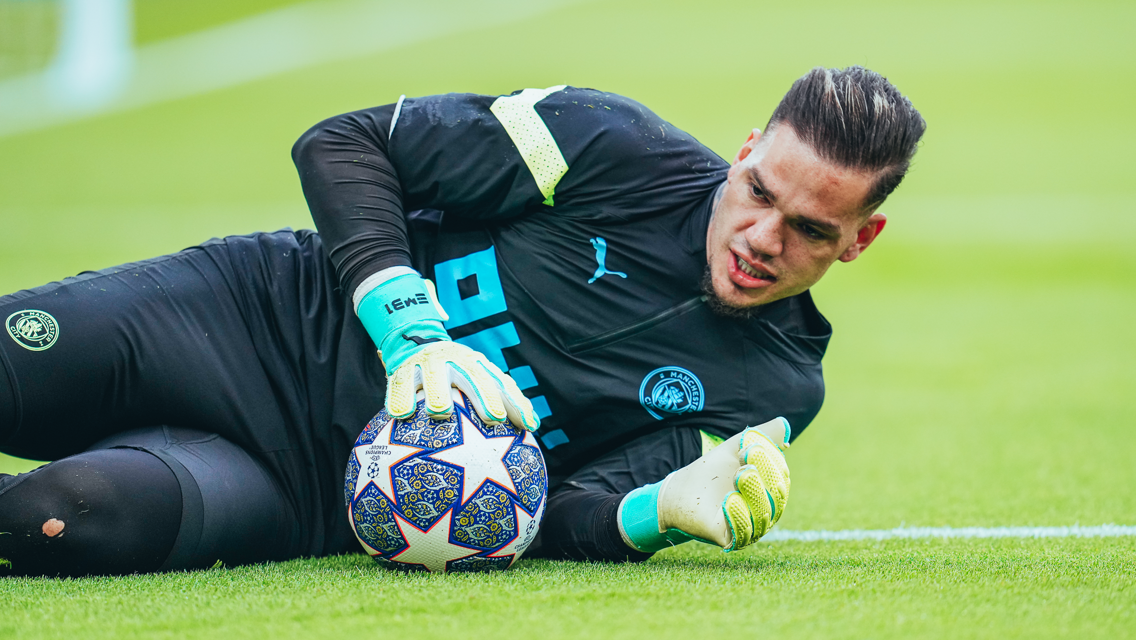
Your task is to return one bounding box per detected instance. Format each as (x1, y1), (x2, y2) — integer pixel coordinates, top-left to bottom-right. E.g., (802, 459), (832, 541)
(6, 310), (60, 351)
(639, 366), (705, 420)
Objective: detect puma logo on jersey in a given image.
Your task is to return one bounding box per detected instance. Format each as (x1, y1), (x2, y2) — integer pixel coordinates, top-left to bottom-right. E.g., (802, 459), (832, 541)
(588, 237), (627, 284)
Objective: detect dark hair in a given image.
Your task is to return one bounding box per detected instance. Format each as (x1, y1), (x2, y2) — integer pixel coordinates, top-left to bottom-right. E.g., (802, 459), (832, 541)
(767, 66), (926, 208)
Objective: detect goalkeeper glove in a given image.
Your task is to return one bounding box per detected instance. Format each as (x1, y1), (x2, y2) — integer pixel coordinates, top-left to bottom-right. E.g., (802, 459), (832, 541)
(355, 270), (539, 431)
(617, 417), (791, 552)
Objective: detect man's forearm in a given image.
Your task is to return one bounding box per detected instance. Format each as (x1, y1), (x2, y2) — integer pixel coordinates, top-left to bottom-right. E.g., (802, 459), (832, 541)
(292, 103), (412, 299)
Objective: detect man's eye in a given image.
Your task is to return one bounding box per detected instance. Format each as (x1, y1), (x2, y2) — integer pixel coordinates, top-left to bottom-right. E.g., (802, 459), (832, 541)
(750, 184), (769, 203)
(801, 225), (824, 240)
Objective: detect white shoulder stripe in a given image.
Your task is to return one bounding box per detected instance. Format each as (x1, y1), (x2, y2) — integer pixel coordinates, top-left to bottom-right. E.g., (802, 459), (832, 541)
(490, 86), (569, 206)
(389, 94), (406, 138)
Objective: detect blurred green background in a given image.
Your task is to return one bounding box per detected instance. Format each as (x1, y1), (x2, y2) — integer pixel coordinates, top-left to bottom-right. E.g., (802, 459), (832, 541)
(1, 0), (1133, 531)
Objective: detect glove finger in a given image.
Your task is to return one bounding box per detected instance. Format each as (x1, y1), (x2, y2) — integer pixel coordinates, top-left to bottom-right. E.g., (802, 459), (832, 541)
(420, 356), (456, 419)
(498, 374), (541, 432)
(722, 492), (754, 551)
(743, 442), (790, 489)
(736, 465), (775, 537)
(741, 443), (790, 523)
(448, 362), (508, 424)
(740, 429), (786, 467)
(472, 362), (511, 423)
(386, 365), (420, 420)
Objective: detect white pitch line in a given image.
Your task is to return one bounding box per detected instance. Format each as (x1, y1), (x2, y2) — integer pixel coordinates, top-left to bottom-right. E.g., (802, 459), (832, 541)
(763, 524), (1136, 542)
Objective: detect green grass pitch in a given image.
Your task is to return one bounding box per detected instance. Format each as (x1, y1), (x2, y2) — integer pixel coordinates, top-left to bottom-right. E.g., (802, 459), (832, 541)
(1, 0), (1134, 637)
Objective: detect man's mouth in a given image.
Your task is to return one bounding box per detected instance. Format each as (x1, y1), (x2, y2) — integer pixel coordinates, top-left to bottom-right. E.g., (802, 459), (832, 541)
(733, 254), (776, 284)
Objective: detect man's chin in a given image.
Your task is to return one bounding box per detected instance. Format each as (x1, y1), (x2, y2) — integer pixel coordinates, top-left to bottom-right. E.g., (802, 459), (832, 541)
(700, 268), (767, 319)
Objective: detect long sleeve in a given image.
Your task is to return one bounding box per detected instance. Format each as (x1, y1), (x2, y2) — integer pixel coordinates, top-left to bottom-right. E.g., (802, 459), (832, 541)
(292, 103), (412, 297)
(293, 87), (727, 298)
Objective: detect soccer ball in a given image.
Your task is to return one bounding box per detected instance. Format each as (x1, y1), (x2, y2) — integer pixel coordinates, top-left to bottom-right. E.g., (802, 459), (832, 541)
(345, 388), (548, 572)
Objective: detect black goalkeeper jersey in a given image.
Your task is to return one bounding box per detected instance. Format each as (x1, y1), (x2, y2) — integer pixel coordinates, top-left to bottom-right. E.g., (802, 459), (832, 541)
(294, 86), (831, 478)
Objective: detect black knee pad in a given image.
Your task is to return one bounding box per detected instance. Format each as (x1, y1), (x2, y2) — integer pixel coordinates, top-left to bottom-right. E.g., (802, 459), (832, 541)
(0, 448), (182, 577)
(89, 427), (302, 571)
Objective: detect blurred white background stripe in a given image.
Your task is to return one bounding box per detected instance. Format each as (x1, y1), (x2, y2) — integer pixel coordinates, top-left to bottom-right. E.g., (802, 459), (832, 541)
(0, 0), (585, 138)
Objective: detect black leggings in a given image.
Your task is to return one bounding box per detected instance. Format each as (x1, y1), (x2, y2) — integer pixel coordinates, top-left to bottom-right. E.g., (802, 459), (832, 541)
(0, 427), (300, 577)
(0, 231), (373, 571)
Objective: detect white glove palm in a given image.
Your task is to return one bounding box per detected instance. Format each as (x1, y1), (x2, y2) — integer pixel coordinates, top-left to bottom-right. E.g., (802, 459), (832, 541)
(618, 417), (791, 553)
(658, 419), (790, 550)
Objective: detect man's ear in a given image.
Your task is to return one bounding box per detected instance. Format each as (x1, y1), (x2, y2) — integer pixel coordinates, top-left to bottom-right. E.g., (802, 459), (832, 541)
(732, 128), (763, 165)
(838, 212), (887, 263)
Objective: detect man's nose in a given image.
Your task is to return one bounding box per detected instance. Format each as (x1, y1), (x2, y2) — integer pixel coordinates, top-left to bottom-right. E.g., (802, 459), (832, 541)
(745, 211), (783, 258)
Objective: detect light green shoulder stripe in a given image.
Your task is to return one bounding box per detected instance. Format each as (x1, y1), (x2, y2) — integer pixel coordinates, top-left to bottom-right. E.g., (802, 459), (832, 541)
(490, 86), (569, 206)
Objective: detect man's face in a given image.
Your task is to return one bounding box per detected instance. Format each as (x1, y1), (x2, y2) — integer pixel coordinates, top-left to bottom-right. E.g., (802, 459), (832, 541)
(705, 124), (888, 311)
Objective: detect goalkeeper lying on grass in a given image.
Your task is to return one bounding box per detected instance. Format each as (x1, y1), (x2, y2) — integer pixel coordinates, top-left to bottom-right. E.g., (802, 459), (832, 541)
(0, 67), (924, 575)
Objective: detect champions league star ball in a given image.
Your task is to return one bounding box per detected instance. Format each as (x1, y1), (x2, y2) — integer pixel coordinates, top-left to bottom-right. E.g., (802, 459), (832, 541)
(345, 388), (548, 573)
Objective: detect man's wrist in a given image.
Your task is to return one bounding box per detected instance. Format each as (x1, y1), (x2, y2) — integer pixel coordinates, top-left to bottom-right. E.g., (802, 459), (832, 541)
(352, 266), (420, 314)
(356, 273), (450, 372)
(617, 477), (698, 553)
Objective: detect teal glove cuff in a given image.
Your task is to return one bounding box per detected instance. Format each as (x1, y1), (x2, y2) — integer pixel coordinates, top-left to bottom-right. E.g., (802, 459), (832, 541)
(619, 478), (696, 553)
(356, 274), (450, 373)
